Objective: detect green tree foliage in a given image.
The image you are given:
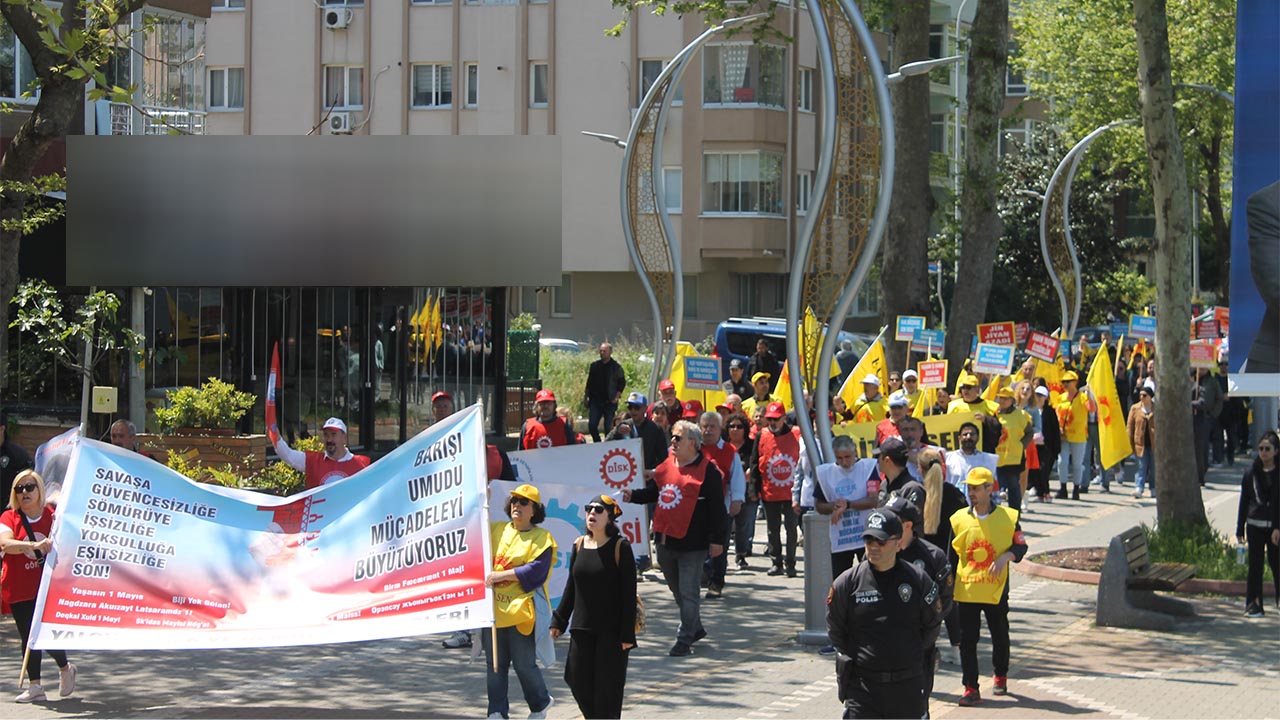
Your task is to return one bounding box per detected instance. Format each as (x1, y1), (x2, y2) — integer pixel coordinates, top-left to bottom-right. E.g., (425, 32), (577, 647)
(993, 128), (1153, 330)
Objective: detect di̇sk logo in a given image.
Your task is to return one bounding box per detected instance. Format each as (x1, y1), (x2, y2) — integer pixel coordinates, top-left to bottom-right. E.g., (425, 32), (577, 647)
(599, 448), (638, 489)
(536, 435), (554, 449)
(767, 455), (796, 486)
(657, 484), (684, 510)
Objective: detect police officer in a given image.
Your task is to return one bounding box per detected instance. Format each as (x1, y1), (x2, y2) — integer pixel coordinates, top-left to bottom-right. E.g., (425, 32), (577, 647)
(827, 508), (942, 719)
(883, 495), (954, 701)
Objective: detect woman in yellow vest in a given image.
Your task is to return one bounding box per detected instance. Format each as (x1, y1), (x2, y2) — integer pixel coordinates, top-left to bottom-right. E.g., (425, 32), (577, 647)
(994, 387), (1033, 512)
(485, 484), (556, 719)
(1054, 371), (1091, 500)
(950, 467), (1028, 708)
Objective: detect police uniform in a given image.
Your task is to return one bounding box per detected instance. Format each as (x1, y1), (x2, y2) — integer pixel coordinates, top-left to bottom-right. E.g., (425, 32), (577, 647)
(885, 495), (954, 702)
(827, 510), (942, 719)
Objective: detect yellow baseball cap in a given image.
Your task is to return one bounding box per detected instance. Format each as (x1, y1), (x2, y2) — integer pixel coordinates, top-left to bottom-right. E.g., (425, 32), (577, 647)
(510, 483), (542, 504)
(752, 372), (772, 384)
(996, 387), (1016, 399)
(1062, 371), (1079, 382)
(964, 467), (996, 486)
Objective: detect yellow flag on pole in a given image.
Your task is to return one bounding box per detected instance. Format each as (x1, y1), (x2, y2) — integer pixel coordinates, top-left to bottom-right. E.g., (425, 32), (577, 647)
(981, 375), (1004, 403)
(837, 338), (889, 411)
(431, 295), (444, 351)
(1086, 343), (1132, 469)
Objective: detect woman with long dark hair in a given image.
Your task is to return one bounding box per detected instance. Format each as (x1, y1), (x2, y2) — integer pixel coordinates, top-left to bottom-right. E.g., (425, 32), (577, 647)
(1236, 430), (1279, 618)
(0, 470), (75, 703)
(551, 494), (637, 718)
(725, 411), (757, 569)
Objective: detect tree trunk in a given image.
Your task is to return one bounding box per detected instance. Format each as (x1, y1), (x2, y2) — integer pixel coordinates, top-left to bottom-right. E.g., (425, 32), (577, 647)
(880, 0), (934, 372)
(943, 0), (1008, 385)
(1133, 0), (1206, 527)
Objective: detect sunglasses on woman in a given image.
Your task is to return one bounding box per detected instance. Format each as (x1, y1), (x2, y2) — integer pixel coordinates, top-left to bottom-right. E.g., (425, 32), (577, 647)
(510, 497), (532, 507)
(14, 484), (37, 494)
(727, 424), (746, 430)
(585, 504), (609, 514)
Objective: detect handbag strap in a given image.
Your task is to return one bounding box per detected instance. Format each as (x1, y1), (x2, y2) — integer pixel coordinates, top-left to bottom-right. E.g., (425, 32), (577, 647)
(18, 511), (43, 561)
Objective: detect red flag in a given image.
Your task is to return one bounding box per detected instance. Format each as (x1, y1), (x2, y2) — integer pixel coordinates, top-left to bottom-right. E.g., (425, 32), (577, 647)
(266, 343), (282, 446)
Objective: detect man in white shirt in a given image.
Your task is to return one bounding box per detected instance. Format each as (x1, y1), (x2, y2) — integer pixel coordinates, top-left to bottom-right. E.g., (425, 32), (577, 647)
(945, 421), (999, 502)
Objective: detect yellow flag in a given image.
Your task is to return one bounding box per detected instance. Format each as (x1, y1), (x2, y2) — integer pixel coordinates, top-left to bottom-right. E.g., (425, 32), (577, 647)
(837, 340), (889, 410)
(981, 375), (1004, 403)
(669, 343), (728, 412)
(1086, 343), (1132, 469)
(1034, 358), (1065, 406)
(431, 295), (443, 351)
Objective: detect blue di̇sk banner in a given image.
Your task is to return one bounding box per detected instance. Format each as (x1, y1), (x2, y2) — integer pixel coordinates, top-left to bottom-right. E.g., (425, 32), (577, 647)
(1229, 0), (1280, 395)
(32, 406), (493, 651)
(504, 440), (649, 606)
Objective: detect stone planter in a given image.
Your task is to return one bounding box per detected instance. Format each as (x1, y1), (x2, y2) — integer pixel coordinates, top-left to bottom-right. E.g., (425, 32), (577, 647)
(139, 432), (269, 479)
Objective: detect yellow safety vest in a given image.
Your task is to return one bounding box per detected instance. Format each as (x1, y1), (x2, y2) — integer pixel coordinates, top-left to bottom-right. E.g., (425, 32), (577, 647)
(995, 408), (1031, 466)
(950, 506), (1019, 605)
(490, 521), (557, 634)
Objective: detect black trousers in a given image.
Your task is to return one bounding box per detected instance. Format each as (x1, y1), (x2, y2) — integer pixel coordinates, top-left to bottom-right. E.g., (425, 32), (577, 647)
(1245, 525), (1280, 609)
(564, 630), (629, 719)
(958, 597), (1010, 689)
(831, 548), (866, 579)
(842, 673), (926, 719)
(763, 500), (798, 570)
(10, 600), (68, 684)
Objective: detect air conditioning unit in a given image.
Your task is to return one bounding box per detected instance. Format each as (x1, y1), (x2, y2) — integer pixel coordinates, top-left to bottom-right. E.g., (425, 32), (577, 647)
(328, 112), (353, 134)
(323, 7), (352, 30)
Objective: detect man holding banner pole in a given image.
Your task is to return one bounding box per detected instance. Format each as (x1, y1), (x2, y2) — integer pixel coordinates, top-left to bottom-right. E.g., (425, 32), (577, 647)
(273, 417), (371, 491)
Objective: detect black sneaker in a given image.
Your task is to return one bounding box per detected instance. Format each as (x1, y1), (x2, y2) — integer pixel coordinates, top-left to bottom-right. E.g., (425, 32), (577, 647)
(786, 567), (797, 578)
(767, 566), (785, 576)
(819, 644), (837, 656)
(1072, 486), (1081, 501)
(705, 586), (722, 599)
(1056, 486), (1069, 500)
(669, 642), (693, 657)
(692, 628), (707, 643)
(736, 557), (749, 570)
(1245, 604), (1264, 618)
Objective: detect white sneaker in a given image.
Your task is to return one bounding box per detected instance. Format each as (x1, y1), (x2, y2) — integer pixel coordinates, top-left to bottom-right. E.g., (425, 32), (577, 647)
(15, 684), (45, 703)
(487, 714), (504, 719)
(529, 695), (554, 719)
(59, 663), (77, 698)
(942, 645), (961, 665)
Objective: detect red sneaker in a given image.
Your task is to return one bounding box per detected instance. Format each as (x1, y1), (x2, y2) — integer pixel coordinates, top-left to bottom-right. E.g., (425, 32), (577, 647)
(959, 686), (981, 706)
(993, 676), (1008, 695)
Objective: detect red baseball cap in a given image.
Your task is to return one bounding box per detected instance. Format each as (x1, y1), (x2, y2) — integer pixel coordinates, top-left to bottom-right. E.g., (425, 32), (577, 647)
(658, 379), (676, 392)
(683, 399), (704, 416)
(535, 389), (556, 403)
(764, 402), (786, 419)
(431, 391), (452, 404)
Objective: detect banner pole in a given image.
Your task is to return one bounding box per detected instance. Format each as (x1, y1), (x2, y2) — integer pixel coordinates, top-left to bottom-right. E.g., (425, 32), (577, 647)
(18, 642), (30, 687)
(491, 625), (499, 673)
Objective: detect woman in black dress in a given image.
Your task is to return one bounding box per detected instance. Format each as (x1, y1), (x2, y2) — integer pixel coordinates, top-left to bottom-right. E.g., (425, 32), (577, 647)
(551, 494), (637, 718)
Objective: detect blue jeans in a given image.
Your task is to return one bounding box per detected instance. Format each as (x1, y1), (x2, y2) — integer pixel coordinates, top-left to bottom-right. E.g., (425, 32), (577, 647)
(1085, 422), (1113, 489)
(997, 466), (1022, 512)
(1134, 451), (1154, 495)
(588, 400), (617, 443)
(656, 544), (706, 645)
(483, 625), (551, 718)
(734, 499), (758, 559)
(1058, 441), (1087, 489)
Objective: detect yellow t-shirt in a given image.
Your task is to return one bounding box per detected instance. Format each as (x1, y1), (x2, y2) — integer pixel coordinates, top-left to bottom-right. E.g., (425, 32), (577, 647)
(995, 408), (1032, 466)
(948, 398), (998, 415)
(951, 506), (1020, 604)
(741, 394), (777, 420)
(850, 394), (889, 423)
(1055, 392), (1089, 443)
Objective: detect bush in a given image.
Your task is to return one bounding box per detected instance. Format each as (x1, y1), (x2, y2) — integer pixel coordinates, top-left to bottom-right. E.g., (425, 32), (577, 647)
(155, 377), (257, 432)
(539, 336), (654, 419)
(1142, 521), (1265, 583)
(167, 435), (321, 496)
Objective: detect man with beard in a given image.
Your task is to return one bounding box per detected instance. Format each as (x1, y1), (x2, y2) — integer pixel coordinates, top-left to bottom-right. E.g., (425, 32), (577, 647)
(945, 423), (998, 503)
(273, 417), (371, 490)
(522, 389), (579, 450)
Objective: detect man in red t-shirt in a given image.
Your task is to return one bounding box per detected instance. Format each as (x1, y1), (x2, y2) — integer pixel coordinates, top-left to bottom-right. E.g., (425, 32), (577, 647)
(273, 417), (371, 490)
(521, 390), (578, 450)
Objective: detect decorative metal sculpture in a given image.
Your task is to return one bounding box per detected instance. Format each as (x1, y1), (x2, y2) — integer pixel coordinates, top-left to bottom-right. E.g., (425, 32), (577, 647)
(619, 15), (764, 398)
(786, 0), (895, 467)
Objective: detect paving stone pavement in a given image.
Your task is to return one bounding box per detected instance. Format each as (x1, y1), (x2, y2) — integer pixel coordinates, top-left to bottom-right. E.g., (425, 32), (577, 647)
(0, 463), (1273, 719)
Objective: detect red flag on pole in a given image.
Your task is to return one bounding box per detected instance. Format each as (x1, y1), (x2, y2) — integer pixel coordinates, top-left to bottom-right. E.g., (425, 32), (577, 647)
(266, 343), (282, 446)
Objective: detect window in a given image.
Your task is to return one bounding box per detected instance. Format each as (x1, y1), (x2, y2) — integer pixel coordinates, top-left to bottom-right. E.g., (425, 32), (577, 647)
(1006, 66), (1027, 96)
(325, 0), (364, 5)
(928, 24), (945, 59)
(682, 275), (698, 319)
(516, 286), (538, 315)
(324, 66), (363, 109)
(702, 151), (784, 215)
(412, 0), (453, 4)
(208, 67), (244, 110)
(412, 64), (452, 108)
(638, 59), (682, 106)
(999, 119), (1040, 157)
(213, 0), (245, 8)
(140, 12), (205, 113)
(663, 167), (683, 213)
(796, 172), (812, 215)
(0, 19), (37, 101)
(929, 114), (946, 154)
(703, 43), (786, 108)
(798, 67), (813, 112)
(551, 274), (572, 317)
(465, 63), (478, 108)
(850, 265), (881, 317)
(529, 62), (548, 107)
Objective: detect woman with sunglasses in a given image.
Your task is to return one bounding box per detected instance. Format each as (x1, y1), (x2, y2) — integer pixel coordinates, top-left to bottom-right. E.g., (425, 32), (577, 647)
(0, 470), (75, 703)
(1236, 429), (1279, 618)
(551, 495), (637, 718)
(724, 412), (758, 570)
(485, 484), (556, 719)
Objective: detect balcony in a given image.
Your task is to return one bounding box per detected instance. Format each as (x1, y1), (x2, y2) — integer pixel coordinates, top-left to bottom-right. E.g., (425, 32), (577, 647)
(107, 103), (207, 135)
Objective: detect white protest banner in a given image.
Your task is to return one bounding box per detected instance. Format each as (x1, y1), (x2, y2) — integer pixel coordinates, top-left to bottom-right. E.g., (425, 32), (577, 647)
(973, 343), (1015, 375)
(32, 406), (492, 651)
(504, 440), (648, 604)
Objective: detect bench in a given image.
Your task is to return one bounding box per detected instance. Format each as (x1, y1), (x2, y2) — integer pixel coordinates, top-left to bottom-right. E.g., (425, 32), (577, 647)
(1096, 526), (1196, 630)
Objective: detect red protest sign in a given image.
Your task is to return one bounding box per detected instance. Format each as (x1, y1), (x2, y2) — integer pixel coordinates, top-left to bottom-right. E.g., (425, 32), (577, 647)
(1189, 341), (1217, 369)
(1015, 322), (1028, 346)
(917, 360), (949, 389)
(976, 322), (1016, 347)
(1195, 318), (1220, 340)
(1025, 330), (1059, 362)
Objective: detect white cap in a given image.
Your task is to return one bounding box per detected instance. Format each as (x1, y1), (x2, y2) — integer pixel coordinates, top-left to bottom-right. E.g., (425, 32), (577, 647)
(888, 392), (910, 408)
(861, 374), (881, 387)
(322, 417), (348, 434)
(1143, 379), (1156, 392)
(1034, 386), (1050, 397)
(902, 369), (919, 380)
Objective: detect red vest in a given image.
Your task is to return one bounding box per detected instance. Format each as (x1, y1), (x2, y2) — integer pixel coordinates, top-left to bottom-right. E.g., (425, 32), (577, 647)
(652, 455), (708, 539)
(521, 417), (573, 450)
(756, 426), (801, 502)
(875, 418), (901, 445)
(702, 440), (738, 495)
(0, 507), (54, 611)
(486, 445), (504, 480)
(304, 451), (372, 489)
